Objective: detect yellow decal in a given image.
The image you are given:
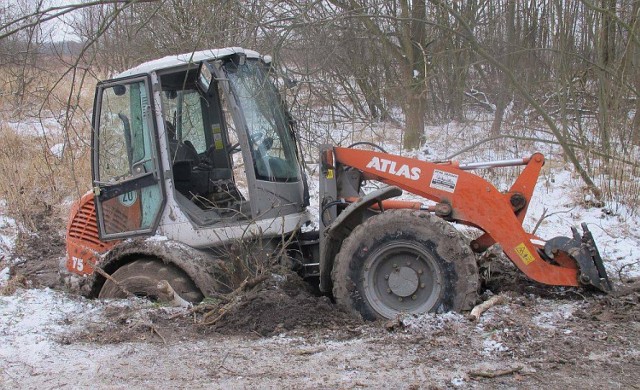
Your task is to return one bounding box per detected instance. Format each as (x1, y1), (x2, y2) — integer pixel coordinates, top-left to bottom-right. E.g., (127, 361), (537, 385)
(212, 124), (224, 150)
(326, 169), (334, 179)
(515, 243), (535, 265)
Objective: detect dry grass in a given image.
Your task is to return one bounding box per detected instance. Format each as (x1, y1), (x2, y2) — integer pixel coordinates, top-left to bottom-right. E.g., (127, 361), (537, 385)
(595, 156), (640, 214)
(0, 273), (27, 296)
(0, 60), (97, 230)
(0, 57), (637, 235)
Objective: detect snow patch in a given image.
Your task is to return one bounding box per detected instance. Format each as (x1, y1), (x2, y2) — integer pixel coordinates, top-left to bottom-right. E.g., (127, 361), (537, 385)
(450, 377), (466, 387)
(50, 143), (64, 158)
(6, 116), (63, 137)
(532, 303), (576, 330)
(0, 289), (98, 367)
(482, 338), (509, 355)
(145, 234), (169, 242)
(0, 267), (9, 287)
(400, 311), (466, 334)
(0, 210), (17, 263)
(525, 170), (640, 278)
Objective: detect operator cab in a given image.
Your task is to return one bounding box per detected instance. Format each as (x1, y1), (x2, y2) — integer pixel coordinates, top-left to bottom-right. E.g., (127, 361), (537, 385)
(159, 63), (248, 219)
(91, 49), (308, 242)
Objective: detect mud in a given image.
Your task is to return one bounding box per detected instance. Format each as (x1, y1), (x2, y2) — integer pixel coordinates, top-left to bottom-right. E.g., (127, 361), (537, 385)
(9, 209), (65, 290)
(480, 249), (602, 300)
(2, 215), (639, 388)
(67, 272), (364, 345)
(211, 272), (363, 337)
(3, 282), (639, 389)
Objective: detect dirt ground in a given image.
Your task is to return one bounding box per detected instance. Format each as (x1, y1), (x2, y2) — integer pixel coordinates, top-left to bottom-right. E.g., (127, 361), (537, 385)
(1, 216), (639, 389)
(5, 209), (66, 291)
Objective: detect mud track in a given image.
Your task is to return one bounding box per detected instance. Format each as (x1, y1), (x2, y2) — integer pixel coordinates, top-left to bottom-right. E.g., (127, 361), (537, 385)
(2, 216), (639, 388)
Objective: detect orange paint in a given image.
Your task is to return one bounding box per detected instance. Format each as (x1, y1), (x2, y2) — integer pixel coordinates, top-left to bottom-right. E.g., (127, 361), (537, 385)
(65, 192), (119, 276)
(333, 147), (580, 287)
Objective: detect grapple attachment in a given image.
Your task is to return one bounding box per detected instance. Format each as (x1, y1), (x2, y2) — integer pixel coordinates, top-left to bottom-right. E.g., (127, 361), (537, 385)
(544, 223), (612, 292)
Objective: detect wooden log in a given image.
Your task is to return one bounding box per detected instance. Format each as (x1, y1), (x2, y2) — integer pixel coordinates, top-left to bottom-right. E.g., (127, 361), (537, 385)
(157, 280), (191, 308)
(468, 295), (506, 321)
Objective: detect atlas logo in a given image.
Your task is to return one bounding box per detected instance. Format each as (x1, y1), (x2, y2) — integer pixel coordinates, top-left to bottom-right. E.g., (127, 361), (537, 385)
(366, 157), (421, 180)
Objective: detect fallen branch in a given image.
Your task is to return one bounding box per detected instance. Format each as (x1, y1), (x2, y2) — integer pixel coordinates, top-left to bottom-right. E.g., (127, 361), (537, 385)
(468, 295), (507, 321)
(157, 280), (191, 308)
(200, 274), (269, 326)
(243, 274), (269, 290)
(468, 365), (522, 378)
(150, 325), (167, 344)
(294, 346), (327, 355)
(92, 266), (134, 298)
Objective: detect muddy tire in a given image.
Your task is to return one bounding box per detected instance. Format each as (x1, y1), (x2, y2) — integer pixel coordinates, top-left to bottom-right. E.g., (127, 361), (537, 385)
(332, 210), (479, 320)
(99, 258), (203, 303)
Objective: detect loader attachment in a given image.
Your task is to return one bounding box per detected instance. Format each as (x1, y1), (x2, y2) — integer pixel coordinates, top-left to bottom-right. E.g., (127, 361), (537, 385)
(544, 223), (612, 292)
(327, 147), (613, 293)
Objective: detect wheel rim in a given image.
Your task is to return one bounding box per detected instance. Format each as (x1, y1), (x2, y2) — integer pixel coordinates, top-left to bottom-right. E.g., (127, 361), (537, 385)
(363, 240), (443, 318)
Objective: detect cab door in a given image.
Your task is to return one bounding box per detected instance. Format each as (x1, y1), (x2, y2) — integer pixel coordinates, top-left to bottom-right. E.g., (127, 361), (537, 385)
(92, 76), (165, 240)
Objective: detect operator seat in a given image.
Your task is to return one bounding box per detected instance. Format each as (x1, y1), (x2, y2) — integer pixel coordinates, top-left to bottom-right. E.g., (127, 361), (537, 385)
(166, 121), (236, 208)
(166, 121), (200, 197)
(166, 122), (199, 163)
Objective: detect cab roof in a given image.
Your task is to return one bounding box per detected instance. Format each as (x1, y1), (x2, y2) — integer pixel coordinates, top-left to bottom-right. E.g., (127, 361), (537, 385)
(116, 47), (263, 78)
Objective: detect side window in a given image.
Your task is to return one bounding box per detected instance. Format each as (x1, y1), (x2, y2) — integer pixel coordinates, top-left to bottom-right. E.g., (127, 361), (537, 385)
(181, 91), (207, 153)
(98, 82), (152, 180)
(94, 79), (164, 238)
(162, 90), (207, 155)
(219, 86), (250, 200)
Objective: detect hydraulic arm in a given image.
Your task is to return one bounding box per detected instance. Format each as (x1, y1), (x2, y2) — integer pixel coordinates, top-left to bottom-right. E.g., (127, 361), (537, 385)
(326, 147), (611, 292)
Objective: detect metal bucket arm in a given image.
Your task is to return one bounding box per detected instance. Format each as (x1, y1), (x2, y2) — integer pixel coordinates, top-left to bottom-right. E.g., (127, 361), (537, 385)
(330, 147), (611, 292)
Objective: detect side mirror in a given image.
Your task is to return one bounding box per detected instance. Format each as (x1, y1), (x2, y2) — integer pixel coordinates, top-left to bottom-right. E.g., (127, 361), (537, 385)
(197, 61), (215, 93)
(113, 84), (127, 96)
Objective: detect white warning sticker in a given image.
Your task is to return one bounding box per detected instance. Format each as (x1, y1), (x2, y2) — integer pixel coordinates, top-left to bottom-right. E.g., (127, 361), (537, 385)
(430, 170), (459, 193)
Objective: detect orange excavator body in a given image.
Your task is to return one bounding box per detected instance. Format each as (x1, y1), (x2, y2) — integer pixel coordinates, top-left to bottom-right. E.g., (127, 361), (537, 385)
(328, 147), (610, 291)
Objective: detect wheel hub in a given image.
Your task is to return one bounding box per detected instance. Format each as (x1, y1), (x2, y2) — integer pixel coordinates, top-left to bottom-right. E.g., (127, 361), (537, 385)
(363, 240), (443, 318)
(388, 266), (420, 297)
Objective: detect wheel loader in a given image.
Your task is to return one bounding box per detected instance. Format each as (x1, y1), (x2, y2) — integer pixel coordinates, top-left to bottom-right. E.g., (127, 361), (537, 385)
(66, 47), (611, 320)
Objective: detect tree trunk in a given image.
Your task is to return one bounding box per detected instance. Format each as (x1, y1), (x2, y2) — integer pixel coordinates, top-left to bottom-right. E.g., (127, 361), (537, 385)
(490, 98), (506, 136)
(403, 88), (427, 149)
(490, 0), (516, 137)
(628, 0), (640, 145)
(597, 0), (617, 159)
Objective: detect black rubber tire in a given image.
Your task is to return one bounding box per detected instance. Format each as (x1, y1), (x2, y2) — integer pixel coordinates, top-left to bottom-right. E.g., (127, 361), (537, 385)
(332, 210), (479, 320)
(98, 258), (203, 303)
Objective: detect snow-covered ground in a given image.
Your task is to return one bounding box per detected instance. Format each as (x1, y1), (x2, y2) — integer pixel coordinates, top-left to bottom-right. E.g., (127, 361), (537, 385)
(304, 117), (640, 278)
(0, 202), (18, 287)
(0, 204), (17, 259)
(0, 116), (639, 388)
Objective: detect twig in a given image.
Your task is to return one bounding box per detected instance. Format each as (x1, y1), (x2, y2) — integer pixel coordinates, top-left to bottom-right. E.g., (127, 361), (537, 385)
(200, 274), (269, 326)
(294, 346), (327, 355)
(531, 208), (548, 236)
(151, 326), (166, 344)
(201, 303), (238, 326)
(218, 351), (230, 368)
(617, 261), (640, 282)
(468, 365), (523, 378)
(92, 266), (134, 298)
(468, 295), (507, 321)
(531, 207), (576, 236)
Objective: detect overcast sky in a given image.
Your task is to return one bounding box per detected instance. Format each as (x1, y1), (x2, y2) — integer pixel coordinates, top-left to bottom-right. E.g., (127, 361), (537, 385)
(44, 0), (82, 42)
(3, 0), (84, 42)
